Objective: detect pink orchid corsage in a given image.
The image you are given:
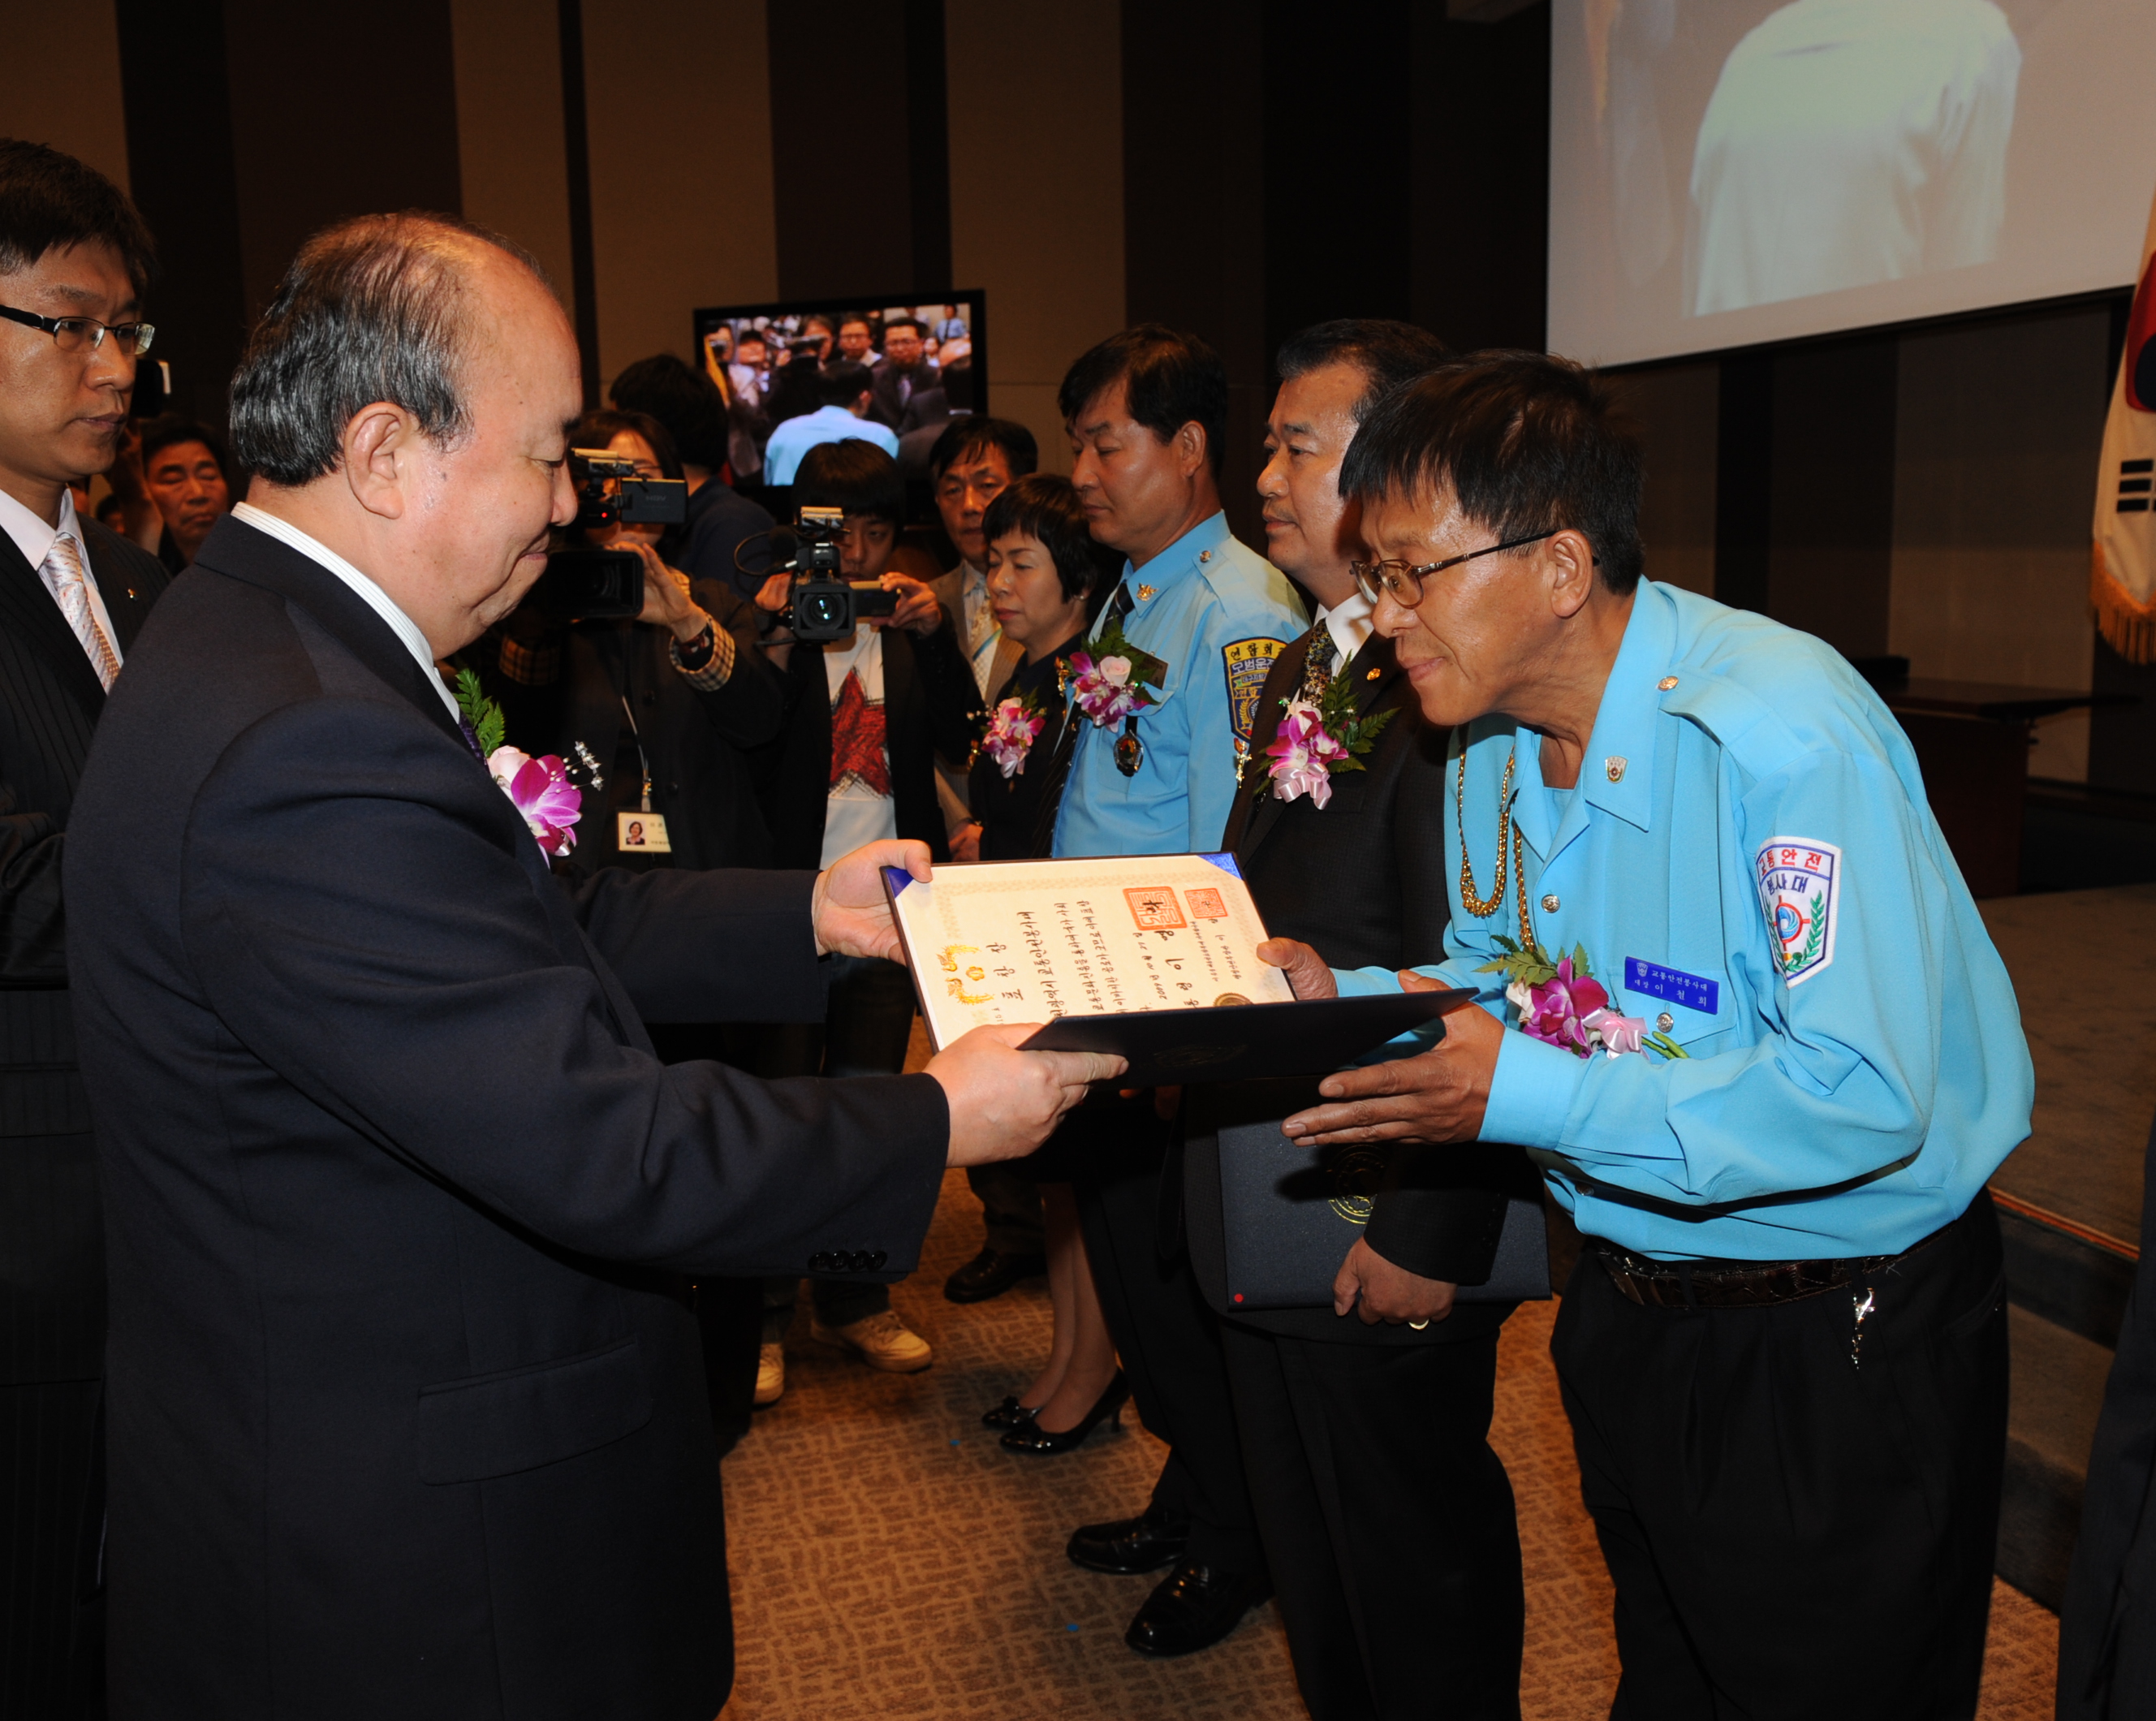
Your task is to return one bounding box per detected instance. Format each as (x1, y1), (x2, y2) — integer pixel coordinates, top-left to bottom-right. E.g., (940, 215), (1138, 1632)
(981, 694), (1047, 778)
(1501, 955), (1651, 1061)
(1264, 697), (1351, 809)
(486, 746), (583, 858)
(1067, 651), (1151, 727)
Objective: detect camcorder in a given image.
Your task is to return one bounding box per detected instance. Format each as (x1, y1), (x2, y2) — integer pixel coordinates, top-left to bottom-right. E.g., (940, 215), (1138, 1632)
(766, 505), (898, 642)
(535, 450), (689, 620)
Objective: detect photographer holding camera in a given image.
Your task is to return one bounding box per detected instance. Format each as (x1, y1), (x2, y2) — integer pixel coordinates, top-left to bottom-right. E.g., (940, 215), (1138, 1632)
(748, 439), (985, 1397)
(496, 408), (783, 873)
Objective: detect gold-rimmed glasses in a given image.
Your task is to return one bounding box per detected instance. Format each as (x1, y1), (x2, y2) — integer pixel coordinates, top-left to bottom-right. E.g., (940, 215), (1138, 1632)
(1351, 527), (1563, 606)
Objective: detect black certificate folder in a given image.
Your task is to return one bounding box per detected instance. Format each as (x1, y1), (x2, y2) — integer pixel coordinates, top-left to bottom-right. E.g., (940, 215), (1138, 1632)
(882, 854), (1466, 1086)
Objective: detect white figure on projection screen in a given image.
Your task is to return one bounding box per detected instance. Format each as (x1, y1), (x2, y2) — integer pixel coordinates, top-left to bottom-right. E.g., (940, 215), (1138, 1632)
(1688, 0), (2023, 317)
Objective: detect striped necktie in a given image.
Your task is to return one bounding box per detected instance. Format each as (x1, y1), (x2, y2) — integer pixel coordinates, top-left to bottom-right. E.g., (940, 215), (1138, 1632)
(41, 533), (120, 691)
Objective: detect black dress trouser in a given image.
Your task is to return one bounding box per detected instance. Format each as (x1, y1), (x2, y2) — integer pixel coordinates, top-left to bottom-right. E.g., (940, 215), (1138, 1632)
(1072, 1102), (1262, 1572)
(1553, 1193), (2008, 1721)
(1220, 1322), (1524, 1720)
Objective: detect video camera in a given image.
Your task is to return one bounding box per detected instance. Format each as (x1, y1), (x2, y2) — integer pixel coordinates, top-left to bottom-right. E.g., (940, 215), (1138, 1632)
(533, 450), (691, 621)
(765, 506), (898, 642)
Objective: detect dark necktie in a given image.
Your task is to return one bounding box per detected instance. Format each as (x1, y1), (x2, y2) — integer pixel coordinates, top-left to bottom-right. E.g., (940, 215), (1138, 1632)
(1300, 617), (1336, 701)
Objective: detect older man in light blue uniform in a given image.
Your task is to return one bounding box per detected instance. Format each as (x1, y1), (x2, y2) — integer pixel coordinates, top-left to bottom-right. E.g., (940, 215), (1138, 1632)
(1038, 326), (1304, 1662)
(1270, 352), (2031, 1719)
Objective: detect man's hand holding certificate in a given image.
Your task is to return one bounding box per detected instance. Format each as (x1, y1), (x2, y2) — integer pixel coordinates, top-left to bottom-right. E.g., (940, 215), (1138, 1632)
(881, 852), (1465, 1087)
(821, 840), (1128, 1162)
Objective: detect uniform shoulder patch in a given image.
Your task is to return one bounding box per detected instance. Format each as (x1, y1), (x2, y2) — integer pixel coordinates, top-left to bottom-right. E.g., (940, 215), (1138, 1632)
(1753, 837), (1841, 986)
(1223, 638), (1287, 743)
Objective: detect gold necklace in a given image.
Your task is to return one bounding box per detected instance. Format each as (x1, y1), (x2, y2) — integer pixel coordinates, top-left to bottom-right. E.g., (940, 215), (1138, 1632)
(1455, 747), (1537, 949)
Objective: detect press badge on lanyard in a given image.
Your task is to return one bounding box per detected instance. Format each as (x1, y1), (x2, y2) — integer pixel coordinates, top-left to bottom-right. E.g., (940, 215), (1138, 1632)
(617, 692), (671, 852)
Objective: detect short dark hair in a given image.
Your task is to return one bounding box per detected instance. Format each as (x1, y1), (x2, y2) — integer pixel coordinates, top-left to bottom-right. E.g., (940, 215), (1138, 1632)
(609, 353), (728, 471)
(229, 212), (541, 486)
(794, 438), (903, 524)
(1058, 324), (1227, 475)
(138, 413), (227, 476)
(0, 139), (157, 293)
(839, 316), (873, 334)
(1339, 352), (1645, 597)
(567, 407), (683, 481)
(884, 316), (927, 340)
(815, 360), (873, 409)
(1277, 319), (1449, 420)
(927, 413), (1037, 484)
(735, 327), (768, 351)
(941, 356), (975, 413)
(982, 474), (1115, 605)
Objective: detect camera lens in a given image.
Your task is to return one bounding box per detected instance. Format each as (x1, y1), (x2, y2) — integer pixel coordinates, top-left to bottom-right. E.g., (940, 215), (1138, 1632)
(802, 592), (847, 631)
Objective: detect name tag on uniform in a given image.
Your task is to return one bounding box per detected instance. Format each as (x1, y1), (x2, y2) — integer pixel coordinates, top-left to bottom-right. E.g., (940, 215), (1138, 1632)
(1623, 958), (1718, 1016)
(618, 811), (671, 852)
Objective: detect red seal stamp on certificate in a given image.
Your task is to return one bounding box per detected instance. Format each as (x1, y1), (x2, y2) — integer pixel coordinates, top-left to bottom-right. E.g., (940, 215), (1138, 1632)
(1183, 887), (1227, 920)
(1124, 886), (1187, 930)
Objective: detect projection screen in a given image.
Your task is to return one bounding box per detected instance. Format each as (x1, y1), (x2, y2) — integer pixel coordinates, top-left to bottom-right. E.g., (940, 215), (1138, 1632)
(1548, 0), (2156, 366)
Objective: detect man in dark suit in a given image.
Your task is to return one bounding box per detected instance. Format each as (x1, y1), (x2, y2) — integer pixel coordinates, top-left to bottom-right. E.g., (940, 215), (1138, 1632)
(0, 138), (168, 1720)
(1209, 322), (1527, 1717)
(63, 211), (1112, 1721)
(869, 315), (939, 430)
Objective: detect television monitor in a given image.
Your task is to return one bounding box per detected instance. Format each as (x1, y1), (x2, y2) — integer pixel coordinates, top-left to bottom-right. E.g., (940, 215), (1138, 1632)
(1547, 0), (2156, 367)
(692, 291), (986, 485)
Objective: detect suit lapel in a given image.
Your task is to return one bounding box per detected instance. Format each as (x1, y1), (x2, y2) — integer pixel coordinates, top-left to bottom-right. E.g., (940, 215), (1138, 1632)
(1229, 633), (1311, 853)
(195, 515), (466, 748)
(0, 532), (106, 722)
(1238, 630), (1405, 854)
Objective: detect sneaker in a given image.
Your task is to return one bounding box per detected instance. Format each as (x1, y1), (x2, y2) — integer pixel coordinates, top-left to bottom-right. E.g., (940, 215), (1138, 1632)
(754, 1342), (785, 1407)
(809, 1309), (934, 1373)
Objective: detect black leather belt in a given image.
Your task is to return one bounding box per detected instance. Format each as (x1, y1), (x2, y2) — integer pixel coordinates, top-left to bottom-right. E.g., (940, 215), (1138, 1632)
(1587, 1221), (1949, 1310)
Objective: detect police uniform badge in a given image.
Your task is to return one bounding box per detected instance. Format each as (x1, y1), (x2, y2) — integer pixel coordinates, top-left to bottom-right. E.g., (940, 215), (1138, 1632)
(1753, 838), (1841, 986)
(1222, 638), (1287, 744)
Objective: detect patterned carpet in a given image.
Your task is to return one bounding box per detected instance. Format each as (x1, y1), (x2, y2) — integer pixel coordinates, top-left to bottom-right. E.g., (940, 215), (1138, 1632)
(717, 1167), (2062, 1719)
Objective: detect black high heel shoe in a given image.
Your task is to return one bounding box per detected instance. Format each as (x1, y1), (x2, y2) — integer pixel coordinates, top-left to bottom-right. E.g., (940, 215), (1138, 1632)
(981, 1395), (1041, 1430)
(1000, 1370), (1130, 1455)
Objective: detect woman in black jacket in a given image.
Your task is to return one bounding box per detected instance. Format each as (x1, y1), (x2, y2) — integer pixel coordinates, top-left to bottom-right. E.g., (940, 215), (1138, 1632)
(954, 477), (1130, 1456)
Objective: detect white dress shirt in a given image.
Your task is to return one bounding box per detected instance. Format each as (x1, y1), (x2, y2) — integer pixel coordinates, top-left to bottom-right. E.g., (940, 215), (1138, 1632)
(0, 484), (127, 672)
(1311, 588), (1374, 678)
(231, 502), (461, 724)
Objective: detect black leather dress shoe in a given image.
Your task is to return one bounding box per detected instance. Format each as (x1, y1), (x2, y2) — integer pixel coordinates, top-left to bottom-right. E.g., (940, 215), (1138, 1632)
(1124, 1560), (1272, 1658)
(943, 1246), (1048, 1304)
(1065, 1504), (1188, 1576)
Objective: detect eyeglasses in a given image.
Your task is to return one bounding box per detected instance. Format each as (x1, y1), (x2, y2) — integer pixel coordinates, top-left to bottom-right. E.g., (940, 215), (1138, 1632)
(0, 304), (156, 356)
(1350, 528), (1563, 607)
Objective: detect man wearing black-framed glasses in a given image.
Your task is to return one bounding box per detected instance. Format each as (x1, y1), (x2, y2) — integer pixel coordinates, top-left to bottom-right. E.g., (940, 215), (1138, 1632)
(0, 137), (168, 1721)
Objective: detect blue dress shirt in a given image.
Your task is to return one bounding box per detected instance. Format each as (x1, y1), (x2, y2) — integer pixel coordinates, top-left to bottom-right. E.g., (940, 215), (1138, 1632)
(1338, 580), (2033, 1262)
(1051, 512), (1305, 860)
(761, 407), (901, 486)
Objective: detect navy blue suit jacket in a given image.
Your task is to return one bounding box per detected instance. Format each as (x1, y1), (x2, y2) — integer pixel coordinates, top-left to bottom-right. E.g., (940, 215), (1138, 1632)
(64, 515), (947, 1719)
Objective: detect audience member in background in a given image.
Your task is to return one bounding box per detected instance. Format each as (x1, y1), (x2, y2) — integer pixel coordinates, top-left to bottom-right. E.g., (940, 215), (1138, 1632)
(1048, 325), (1304, 1659)
(495, 406), (784, 1454)
(761, 360), (899, 486)
(870, 316), (939, 430)
(727, 329), (772, 484)
(749, 439), (985, 1401)
(0, 135), (169, 1721)
(137, 413), (231, 572)
(897, 355), (972, 480)
(929, 304), (968, 343)
(835, 316), (876, 367)
(920, 416), (1049, 1308)
(962, 477), (1128, 1453)
(762, 338), (824, 429)
(610, 352), (776, 604)
(1210, 321), (1530, 1719)
(800, 314), (836, 363)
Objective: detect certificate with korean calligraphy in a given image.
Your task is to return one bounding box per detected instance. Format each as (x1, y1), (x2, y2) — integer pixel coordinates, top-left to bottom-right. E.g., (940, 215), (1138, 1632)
(883, 854), (1464, 1085)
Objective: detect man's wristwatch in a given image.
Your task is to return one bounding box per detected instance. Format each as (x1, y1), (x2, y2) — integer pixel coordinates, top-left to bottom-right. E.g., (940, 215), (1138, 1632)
(675, 619), (717, 671)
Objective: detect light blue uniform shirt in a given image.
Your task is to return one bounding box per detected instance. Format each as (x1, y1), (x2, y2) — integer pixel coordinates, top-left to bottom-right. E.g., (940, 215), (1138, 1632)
(1052, 513), (1305, 860)
(1339, 580), (2033, 1262)
(761, 406), (901, 485)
